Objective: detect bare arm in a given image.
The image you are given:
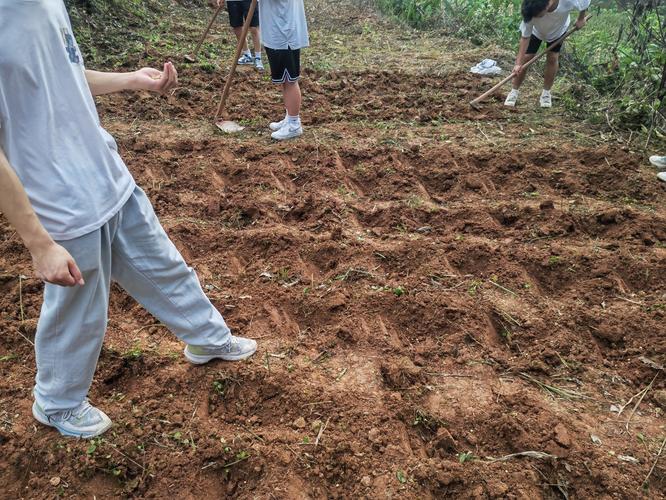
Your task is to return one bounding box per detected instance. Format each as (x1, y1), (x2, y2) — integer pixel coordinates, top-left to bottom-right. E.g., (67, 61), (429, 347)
(513, 36), (531, 74)
(85, 62), (178, 96)
(0, 147), (84, 286)
(575, 10), (588, 29)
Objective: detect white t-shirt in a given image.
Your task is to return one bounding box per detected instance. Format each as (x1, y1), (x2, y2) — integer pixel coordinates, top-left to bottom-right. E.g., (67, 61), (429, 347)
(259, 0), (309, 50)
(520, 0), (590, 42)
(0, 0), (135, 241)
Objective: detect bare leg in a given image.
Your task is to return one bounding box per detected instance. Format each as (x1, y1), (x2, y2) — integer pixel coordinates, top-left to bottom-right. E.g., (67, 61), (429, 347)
(511, 53), (537, 89)
(249, 27), (261, 55)
(233, 26), (249, 53)
(283, 81), (302, 117)
(544, 52), (559, 91)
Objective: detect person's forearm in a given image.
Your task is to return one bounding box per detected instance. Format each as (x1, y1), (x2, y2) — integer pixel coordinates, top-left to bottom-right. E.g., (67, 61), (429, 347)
(85, 69), (140, 96)
(516, 37), (530, 64)
(578, 9), (587, 21)
(0, 148), (54, 253)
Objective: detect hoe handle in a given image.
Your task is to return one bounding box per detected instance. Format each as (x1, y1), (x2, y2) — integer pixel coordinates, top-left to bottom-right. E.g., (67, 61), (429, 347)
(214, 0), (257, 120)
(193, 5), (223, 58)
(470, 15), (591, 107)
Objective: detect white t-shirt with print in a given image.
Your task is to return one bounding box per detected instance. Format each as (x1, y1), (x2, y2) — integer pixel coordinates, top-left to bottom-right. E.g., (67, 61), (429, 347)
(259, 0), (309, 50)
(0, 0), (135, 241)
(520, 0), (590, 42)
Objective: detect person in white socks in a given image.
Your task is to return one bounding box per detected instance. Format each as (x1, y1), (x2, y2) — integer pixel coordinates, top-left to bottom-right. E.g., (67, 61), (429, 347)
(223, 0), (264, 71)
(505, 0), (589, 108)
(259, 0), (310, 141)
(0, 0), (257, 439)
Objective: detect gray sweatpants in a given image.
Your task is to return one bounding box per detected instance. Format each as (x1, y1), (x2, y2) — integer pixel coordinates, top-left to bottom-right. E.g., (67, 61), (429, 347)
(33, 187), (230, 414)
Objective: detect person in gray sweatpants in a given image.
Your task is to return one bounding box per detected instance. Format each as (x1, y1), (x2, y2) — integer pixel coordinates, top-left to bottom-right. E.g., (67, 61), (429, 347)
(0, 0), (256, 439)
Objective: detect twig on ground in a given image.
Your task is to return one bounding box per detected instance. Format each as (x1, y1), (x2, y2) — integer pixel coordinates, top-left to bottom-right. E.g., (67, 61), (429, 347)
(488, 279), (517, 296)
(643, 436), (666, 489)
(315, 417), (331, 447)
(487, 451), (557, 462)
(520, 372), (586, 400)
(626, 373), (660, 432)
(110, 444), (146, 471)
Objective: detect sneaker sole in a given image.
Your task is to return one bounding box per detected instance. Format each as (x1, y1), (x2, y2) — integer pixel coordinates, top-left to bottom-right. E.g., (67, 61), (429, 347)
(271, 130), (304, 141)
(269, 123), (286, 131)
(183, 344), (258, 364)
(32, 402), (112, 439)
(504, 102), (517, 107)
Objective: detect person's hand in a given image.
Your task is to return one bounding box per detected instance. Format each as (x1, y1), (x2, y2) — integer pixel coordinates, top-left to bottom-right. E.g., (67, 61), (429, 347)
(512, 64), (523, 75)
(131, 62), (178, 95)
(31, 241), (84, 287)
(575, 17), (587, 29)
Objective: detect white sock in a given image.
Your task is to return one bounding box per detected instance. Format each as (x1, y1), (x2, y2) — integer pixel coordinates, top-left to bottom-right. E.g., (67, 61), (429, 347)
(243, 50), (251, 57)
(255, 51), (262, 59)
(542, 89), (551, 96)
(511, 88), (520, 94)
(287, 114), (301, 127)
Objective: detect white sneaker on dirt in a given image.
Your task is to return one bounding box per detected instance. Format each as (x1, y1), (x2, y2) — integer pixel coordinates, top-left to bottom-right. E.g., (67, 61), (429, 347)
(254, 57), (264, 71)
(504, 89), (519, 107)
(271, 124), (303, 141)
(269, 116), (288, 131)
(658, 171), (666, 183)
(32, 399), (112, 438)
(184, 335), (257, 364)
(649, 155), (666, 170)
(237, 53), (253, 65)
(540, 90), (552, 108)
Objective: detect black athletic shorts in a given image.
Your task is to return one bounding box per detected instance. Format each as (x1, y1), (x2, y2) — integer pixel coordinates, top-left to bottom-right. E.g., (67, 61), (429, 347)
(227, 0), (259, 28)
(265, 47), (301, 83)
(526, 33), (563, 54)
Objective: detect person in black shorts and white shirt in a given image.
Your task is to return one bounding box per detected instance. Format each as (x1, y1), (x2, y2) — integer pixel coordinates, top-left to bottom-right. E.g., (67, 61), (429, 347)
(505, 0), (589, 108)
(260, 0), (309, 141)
(219, 0), (263, 71)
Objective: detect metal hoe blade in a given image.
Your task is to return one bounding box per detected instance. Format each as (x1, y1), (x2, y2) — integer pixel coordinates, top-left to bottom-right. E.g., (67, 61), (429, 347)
(215, 120), (245, 134)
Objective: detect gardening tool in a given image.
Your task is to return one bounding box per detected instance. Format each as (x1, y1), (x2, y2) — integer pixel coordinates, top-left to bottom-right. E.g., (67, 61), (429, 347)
(214, 0), (257, 133)
(184, 4), (223, 62)
(469, 15), (591, 108)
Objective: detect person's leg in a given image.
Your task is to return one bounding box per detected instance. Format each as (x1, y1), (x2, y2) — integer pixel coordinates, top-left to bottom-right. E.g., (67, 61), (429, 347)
(544, 51), (559, 91)
(511, 52), (537, 90)
(283, 81), (302, 117)
(233, 27), (250, 54)
(34, 222), (115, 416)
(109, 187), (255, 361)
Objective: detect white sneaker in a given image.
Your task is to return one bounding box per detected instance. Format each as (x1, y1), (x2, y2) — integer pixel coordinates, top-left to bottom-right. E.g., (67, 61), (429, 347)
(33, 399), (112, 438)
(504, 89), (519, 107)
(271, 124), (303, 141)
(649, 155), (666, 170)
(254, 57), (264, 71)
(237, 53), (253, 65)
(269, 116), (288, 131)
(658, 171), (666, 183)
(184, 335), (257, 364)
(540, 90), (552, 108)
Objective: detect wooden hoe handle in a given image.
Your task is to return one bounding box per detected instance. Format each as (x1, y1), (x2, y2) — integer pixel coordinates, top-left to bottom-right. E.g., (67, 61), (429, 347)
(469, 15), (592, 107)
(193, 5), (223, 58)
(214, 0), (258, 121)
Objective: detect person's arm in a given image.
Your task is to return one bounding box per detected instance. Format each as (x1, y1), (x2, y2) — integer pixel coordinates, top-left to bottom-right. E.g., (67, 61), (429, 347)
(513, 36), (531, 74)
(575, 9), (588, 29)
(0, 147), (84, 286)
(85, 61), (178, 97)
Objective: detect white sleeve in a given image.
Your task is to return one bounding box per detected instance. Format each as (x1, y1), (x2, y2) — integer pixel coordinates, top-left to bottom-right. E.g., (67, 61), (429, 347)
(519, 21), (533, 38)
(576, 0), (591, 10)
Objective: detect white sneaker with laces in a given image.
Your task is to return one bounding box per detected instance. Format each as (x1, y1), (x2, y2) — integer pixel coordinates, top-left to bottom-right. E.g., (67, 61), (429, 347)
(271, 124), (303, 141)
(237, 53), (253, 65)
(504, 89), (519, 107)
(649, 155), (666, 170)
(269, 116), (288, 131)
(184, 335), (257, 364)
(32, 399), (112, 438)
(540, 90), (552, 108)
(254, 57), (264, 71)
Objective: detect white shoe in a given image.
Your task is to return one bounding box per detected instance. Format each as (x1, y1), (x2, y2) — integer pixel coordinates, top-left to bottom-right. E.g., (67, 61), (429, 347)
(271, 124), (303, 141)
(237, 53), (253, 65)
(184, 335), (258, 364)
(504, 89), (519, 107)
(540, 91), (552, 108)
(658, 172), (666, 183)
(33, 399), (112, 438)
(269, 116), (288, 131)
(649, 155), (666, 170)
(254, 57), (264, 71)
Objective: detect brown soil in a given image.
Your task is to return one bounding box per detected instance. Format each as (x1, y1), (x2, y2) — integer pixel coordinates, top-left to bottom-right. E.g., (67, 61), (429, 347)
(1, 1), (665, 498)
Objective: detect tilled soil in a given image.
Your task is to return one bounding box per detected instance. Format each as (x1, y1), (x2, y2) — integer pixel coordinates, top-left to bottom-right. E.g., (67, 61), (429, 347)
(1, 2), (665, 499)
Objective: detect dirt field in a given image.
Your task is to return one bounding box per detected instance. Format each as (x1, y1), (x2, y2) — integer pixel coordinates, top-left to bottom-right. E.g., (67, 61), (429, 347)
(1, 1), (665, 498)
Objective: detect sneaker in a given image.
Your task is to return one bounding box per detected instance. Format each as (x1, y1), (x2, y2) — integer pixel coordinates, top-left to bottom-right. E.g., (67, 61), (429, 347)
(649, 155), (666, 170)
(540, 90), (552, 108)
(184, 335), (257, 364)
(254, 57), (264, 71)
(504, 89), (519, 107)
(32, 399), (112, 438)
(658, 171), (666, 183)
(237, 53), (253, 65)
(271, 124), (303, 141)
(269, 116), (288, 131)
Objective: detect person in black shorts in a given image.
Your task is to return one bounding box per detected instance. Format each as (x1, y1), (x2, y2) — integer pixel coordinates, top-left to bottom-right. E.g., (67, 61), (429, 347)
(505, 0), (589, 108)
(217, 0), (263, 70)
